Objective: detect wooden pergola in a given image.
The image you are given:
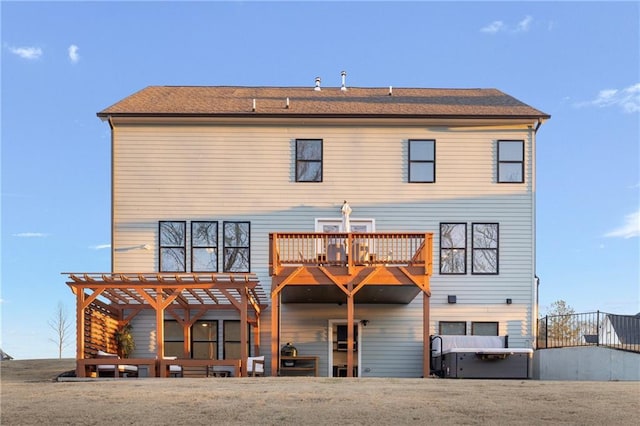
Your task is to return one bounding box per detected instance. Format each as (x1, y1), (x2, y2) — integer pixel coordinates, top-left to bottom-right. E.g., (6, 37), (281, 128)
(65, 272), (267, 377)
(269, 232), (433, 377)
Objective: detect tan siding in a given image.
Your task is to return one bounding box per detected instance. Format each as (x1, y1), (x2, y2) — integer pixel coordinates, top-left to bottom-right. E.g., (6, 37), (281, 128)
(113, 121), (537, 374)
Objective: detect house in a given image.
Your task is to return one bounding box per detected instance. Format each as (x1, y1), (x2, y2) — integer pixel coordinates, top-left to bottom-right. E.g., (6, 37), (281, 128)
(600, 313), (640, 349)
(1, 348), (13, 361)
(65, 78), (549, 378)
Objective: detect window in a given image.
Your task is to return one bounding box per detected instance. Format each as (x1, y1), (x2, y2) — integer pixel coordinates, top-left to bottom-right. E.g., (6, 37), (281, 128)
(296, 139), (322, 182)
(223, 320), (251, 359)
(440, 223), (466, 274)
(192, 221), (218, 272)
(409, 139), (435, 183)
(223, 221), (250, 272)
(192, 320), (218, 359)
(498, 140), (524, 183)
(472, 322), (499, 336)
(439, 321), (466, 335)
(160, 221), (186, 272)
(164, 320), (184, 358)
(472, 223), (499, 274)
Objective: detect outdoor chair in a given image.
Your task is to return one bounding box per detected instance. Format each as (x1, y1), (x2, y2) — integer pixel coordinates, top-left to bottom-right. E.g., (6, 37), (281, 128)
(163, 356), (183, 377)
(95, 350), (138, 377)
(247, 355), (265, 377)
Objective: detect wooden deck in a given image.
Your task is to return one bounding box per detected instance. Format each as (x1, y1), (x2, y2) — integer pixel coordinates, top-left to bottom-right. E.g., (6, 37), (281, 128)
(269, 232), (433, 377)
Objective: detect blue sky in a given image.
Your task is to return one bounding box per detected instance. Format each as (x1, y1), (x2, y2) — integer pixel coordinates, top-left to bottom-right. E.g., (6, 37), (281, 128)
(2, 1), (638, 359)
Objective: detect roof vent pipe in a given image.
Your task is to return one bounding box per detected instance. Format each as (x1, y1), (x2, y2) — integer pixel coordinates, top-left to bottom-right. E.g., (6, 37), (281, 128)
(389, 86), (393, 96)
(314, 77), (321, 91)
(341, 71), (347, 91)
(252, 98), (256, 111)
(286, 97), (290, 109)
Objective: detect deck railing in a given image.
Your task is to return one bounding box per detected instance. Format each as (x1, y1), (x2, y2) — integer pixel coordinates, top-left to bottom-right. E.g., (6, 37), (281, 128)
(537, 311), (640, 353)
(269, 232), (432, 274)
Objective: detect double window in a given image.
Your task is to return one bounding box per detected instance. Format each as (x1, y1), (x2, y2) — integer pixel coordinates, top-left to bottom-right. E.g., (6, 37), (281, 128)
(409, 140), (435, 183)
(164, 320), (252, 359)
(498, 140), (524, 183)
(296, 139), (323, 182)
(159, 220), (250, 273)
(439, 321), (499, 336)
(440, 223), (499, 275)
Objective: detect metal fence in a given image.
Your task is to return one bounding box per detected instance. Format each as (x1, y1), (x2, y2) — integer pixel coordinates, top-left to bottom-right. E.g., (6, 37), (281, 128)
(537, 311), (640, 353)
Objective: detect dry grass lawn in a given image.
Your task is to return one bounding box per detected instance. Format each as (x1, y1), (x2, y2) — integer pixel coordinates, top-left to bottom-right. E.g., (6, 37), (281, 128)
(1, 359), (638, 425)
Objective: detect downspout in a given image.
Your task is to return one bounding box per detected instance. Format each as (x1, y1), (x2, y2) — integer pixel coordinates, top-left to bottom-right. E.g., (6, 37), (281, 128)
(530, 121), (537, 350)
(108, 116), (115, 273)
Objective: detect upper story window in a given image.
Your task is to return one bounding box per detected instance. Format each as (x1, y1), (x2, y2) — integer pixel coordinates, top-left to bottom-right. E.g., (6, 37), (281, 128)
(160, 221), (186, 272)
(408, 139), (435, 183)
(440, 223), (466, 274)
(439, 321), (466, 335)
(471, 321), (499, 336)
(472, 223), (499, 274)
(223, 221), (250, 272)
(296, 139), (323, 182)
(191, 221), (218, 272)
(497, 140), (524, 183)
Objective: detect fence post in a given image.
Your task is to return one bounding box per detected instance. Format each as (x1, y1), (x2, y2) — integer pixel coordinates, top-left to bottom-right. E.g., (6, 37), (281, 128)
(545, 315), (548, 348)
(596, 310), (600, 347)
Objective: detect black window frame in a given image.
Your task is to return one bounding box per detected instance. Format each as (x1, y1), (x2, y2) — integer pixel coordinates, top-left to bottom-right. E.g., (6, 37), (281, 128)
(471, 321), (499, 336)
(163, 320), (184, 358)
(497, 140), (525, 183)
(159, 221), (187, 272)
(439, 321), (467, 335)
(471, 223), (499, 275)
(191, 320), (218, 360)
(295, 139), (323, 182)
(191, 221), (219, 272)
(440, 223), (467, 275)
(223, 221), (251, 273)
(222, 320), (252, 359)
(408, 139), (436, 183)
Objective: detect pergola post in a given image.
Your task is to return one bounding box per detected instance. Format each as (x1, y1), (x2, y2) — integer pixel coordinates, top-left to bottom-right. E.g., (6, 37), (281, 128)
(155, 289), (164, 360)
(75, 290), (86, 377)
(240, 288), (248, 377)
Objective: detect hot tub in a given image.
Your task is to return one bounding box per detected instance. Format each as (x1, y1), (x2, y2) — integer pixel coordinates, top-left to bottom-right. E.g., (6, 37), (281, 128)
(430, 335), (533, 379)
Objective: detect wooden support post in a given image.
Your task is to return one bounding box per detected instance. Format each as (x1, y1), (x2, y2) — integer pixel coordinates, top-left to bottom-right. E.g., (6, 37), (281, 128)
(240, 288), (248, 377)
(423, 291), (430, 378)
(156, 289), (164, 361)
(270, 290), (280, 376)
(347, 292), (354, 377)
(76, 290), (86, 377)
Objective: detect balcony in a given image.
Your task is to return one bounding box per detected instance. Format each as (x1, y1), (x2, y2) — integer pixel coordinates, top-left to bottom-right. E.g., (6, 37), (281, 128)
(269, 232), (433, 304)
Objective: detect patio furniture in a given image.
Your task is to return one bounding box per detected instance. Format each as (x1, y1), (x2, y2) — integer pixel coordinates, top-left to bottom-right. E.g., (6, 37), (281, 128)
(247, 355), (265, 376)
(163, 356), (183, 377)
(95, 350), (138, 377)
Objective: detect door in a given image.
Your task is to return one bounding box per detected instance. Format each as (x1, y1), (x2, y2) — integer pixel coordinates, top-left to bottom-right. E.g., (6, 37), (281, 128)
(328, 320), (362, 377)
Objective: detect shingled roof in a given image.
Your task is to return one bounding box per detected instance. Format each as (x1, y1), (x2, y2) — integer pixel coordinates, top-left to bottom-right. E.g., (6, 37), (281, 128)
(97, 86), (549, 119)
